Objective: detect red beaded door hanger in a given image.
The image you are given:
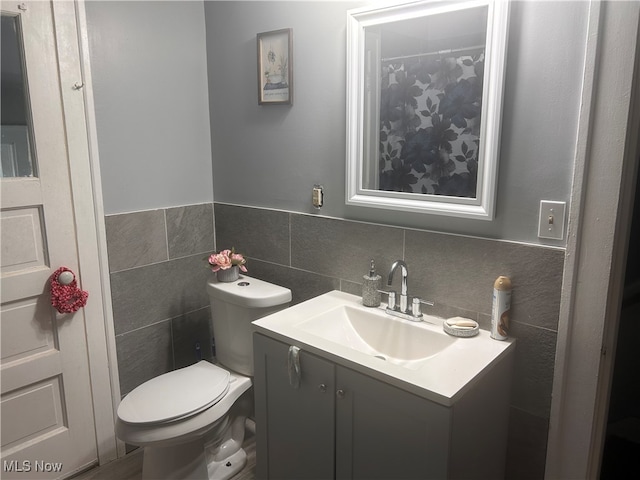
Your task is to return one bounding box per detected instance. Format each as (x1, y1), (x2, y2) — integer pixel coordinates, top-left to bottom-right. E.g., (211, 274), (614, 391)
(49, 267), (89, 314)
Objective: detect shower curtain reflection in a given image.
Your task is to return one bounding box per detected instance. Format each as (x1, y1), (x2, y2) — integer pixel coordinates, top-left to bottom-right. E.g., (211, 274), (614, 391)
(378, 49), (484, 198)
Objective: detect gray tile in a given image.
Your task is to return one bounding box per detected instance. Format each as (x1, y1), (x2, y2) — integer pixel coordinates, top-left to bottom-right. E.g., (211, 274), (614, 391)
(338, 275), (479, 324)
(404, 230), (564, 331)
(477, 312), (492, 331)
(110, 254), (211, 335)
(428, 303), (480, 324)
(404, 230), (481, 308)
(505, 407), (549, 480)
(340, 279), (362, 297)
(171, 307), (213, 369)
(291, 215), (404, 284)
(116, 320), (173, 395)
(509, 322), (557, 418)
(166, 203), (214, 259)
(214, 204), (290, 265)
(508, 248), (565, 330)
(105, 210), (168, 272)
(246, 259), (339, 305)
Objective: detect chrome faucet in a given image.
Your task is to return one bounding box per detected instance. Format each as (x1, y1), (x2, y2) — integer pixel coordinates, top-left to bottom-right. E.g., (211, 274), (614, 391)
(384, 259), (434, 322)
(388, 260), (409, 313)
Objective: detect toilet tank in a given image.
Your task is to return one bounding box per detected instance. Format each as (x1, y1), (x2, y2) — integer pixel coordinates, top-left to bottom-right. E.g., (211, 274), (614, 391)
(207, 275), (291, 376)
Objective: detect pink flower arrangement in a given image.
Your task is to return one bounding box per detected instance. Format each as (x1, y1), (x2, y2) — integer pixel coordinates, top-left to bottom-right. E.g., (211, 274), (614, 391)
(207, 248), (247, 272)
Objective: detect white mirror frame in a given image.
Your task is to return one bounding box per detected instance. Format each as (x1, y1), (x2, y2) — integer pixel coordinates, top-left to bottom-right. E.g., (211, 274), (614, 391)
(346, 0), (510, 220)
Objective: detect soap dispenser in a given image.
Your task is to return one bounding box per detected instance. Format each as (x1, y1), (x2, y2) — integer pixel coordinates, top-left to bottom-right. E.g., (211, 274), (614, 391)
(362, 259), (382, 307)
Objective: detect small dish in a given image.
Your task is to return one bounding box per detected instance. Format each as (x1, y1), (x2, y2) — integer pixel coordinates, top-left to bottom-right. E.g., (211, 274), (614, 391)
(443, 317), (479, 338)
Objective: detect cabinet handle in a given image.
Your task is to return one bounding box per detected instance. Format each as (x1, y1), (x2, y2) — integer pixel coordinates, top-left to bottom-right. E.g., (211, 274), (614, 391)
(318, 384), (327, 393)
(288, 346), (301, 389)
(336, 389), (346, 399)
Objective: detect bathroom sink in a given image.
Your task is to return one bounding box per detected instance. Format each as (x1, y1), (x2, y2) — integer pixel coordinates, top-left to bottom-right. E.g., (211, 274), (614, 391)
(252, 290), (514, 405)
(295, 305), (456, 367)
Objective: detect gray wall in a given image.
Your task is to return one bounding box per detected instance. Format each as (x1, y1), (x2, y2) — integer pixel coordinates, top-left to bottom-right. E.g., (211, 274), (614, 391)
(86, 0), (213, 215)
(205, 0), (588, 244)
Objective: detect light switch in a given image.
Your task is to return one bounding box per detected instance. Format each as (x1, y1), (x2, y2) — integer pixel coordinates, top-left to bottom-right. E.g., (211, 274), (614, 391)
(538, 201), (566, 240)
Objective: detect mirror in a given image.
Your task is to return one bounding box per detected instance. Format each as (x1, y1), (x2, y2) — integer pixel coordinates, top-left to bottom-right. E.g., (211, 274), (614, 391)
(346, 0), (510, 220)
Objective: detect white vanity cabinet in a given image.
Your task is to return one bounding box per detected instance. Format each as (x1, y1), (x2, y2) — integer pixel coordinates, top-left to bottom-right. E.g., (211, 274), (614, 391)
(253, 332), (512, 480)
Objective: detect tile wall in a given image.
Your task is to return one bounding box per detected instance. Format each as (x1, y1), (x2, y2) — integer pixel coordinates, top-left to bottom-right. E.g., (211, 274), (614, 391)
(214, 203), (564, 479)
(105, 201), (563, 478)
(105, 203), (216, 396)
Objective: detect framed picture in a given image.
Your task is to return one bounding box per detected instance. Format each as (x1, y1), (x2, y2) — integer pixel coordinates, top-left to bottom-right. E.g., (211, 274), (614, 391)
(257, 28), (293, 105)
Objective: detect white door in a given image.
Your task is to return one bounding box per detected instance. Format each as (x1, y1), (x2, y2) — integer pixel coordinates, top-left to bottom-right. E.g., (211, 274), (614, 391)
(1, 1), (101, 477)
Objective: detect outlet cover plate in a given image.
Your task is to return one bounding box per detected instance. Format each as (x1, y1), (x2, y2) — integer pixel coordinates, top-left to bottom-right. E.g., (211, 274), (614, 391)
(538, 200), (566, 240)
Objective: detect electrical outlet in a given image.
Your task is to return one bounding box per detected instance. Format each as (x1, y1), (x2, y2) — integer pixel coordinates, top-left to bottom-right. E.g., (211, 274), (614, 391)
(312, 184), (323, 209)
(538, 200), (566, 240)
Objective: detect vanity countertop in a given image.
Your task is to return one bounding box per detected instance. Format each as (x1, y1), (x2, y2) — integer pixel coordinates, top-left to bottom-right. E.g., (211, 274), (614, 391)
(253, 290), (515, 406)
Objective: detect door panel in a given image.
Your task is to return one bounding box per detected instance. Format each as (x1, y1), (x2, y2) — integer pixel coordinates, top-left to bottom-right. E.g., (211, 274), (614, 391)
(0, 297), (55, 363)
(335, 366), (451, 480)
(253, 334), (335, 480)
(1, 378), (65, 449)
(1, 1), (97, 477)
(0, 206), (47, 273)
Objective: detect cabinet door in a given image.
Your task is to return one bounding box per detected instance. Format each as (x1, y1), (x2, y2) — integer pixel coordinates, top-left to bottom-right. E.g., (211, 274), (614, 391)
(336, 366), (451, 480)
(253, 333), (336, 480)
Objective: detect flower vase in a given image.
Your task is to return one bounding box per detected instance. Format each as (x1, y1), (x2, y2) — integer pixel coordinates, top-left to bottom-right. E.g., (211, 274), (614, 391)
(216, 265), (239, 282)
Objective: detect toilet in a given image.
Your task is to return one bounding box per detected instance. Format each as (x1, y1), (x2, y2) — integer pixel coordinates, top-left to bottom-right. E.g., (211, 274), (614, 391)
(115, 275), (291, 480)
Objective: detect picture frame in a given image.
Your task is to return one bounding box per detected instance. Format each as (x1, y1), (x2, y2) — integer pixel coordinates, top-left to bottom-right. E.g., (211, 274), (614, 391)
(257, 28), (293, 105)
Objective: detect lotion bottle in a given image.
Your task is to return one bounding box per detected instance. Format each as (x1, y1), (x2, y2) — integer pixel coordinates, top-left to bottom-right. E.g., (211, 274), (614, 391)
(362, 259), (382, 307)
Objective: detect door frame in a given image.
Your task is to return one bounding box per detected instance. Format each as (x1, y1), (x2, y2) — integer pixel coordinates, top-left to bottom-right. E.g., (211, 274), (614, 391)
(545, 0), (640, 477)
(54, 0), (122, 464)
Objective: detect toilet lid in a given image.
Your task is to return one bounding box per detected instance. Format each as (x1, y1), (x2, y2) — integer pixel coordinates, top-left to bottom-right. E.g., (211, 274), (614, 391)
(118, 361), (230, 425)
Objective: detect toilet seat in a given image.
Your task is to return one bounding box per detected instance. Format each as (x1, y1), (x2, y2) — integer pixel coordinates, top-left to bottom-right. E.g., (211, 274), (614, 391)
(118, 361), (230, 425)
(116, 368), (252, 449)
